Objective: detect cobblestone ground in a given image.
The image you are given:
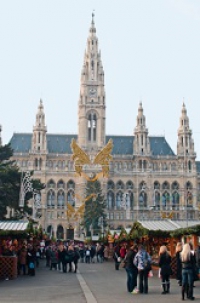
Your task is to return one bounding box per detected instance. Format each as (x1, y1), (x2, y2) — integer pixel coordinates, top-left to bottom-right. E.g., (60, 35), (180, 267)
(0, 259), (200, 303)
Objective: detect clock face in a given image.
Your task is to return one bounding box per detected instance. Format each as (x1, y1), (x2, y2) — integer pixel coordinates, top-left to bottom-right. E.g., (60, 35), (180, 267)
(89, 87), (97, 97)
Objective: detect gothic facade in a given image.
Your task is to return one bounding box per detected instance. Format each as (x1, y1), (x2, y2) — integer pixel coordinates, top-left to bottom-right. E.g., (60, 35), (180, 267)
(4, 16), (200, 239)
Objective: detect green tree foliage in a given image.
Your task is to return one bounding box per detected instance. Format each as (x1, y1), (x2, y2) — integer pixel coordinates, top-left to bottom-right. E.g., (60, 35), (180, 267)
(82, 179), (107, 236)
(0, 143), (45, 219)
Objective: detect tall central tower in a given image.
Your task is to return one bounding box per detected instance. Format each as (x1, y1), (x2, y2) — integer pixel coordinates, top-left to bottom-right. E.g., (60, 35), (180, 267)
(78, 14), (106, 152)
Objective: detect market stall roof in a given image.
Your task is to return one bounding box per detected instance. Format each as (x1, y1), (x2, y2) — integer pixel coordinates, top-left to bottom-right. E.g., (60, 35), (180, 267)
(138, 220), (200, 231)
(0, 221), (28, 231)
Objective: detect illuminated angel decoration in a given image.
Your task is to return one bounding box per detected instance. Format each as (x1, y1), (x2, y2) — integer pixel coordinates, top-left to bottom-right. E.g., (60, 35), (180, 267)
(70, 139), (113, 177)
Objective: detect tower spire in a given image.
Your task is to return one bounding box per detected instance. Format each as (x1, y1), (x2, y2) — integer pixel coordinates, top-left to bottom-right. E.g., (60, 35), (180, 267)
(177, 102), (196, 161)
(133, 102), (150, 156)
(78, 16), (106, 151)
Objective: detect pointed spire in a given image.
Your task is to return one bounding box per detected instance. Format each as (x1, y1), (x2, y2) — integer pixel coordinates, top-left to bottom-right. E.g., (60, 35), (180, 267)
(90, 11), (96, 35)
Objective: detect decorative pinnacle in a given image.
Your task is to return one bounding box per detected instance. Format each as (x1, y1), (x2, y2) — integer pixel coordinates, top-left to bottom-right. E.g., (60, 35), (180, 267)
(92, 10), (95, 19)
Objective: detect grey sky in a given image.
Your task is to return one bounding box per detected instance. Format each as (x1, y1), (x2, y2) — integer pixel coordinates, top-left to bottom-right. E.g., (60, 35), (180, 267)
(1, 1), (200, 158)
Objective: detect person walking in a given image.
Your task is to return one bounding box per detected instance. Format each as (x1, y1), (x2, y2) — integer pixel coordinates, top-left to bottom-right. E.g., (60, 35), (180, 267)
(158, 245), (172, 294)
(113, 244), (121, 270)
(133, 244), (151, 294)
(124, 245), (138, 293)
(181, 243), (196, 301)
(176, 242), (183, 286)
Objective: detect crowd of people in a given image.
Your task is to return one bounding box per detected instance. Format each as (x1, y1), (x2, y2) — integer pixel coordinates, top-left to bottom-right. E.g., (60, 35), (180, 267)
(1, 237), (199, 300)
(113, 241), (199, 300)
(0, 239), (107, 278)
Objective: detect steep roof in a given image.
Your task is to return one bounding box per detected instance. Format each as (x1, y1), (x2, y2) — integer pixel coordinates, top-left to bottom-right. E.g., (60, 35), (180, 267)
(9, 133), (174, 156)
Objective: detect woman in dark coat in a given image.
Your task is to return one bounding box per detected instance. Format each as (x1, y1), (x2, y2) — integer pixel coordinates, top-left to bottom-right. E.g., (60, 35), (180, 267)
(124, 245), (138, 293)
(158, 245), (172, 294)
(176, 242), (183, 286)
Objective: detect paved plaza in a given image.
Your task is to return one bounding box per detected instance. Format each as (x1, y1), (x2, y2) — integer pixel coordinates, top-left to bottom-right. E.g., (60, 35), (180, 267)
(0, 259), (200, 303)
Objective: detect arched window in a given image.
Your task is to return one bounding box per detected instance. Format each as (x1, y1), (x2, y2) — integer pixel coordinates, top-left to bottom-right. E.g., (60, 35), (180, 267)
(116, 191), (123, 209)
(57, 191), (65, 207)
(139, 191), (147, 207)
(154, 181), (160, 190)
(67, 190), (75, 207)
(67, 180), (75, 189)
(172, 191), (179, 210)
(57, 180), (64, 189)
(57, 225), (64, 239)
(116, 180), (124, 190)
(47, 190), (55, 207)
(88, 113), (97, 141)
(162, 181), (170, 190)
(154, 191), (160, 209)
(188, 161), (192, 172)
(47, 179), (55, 188)
(126, 181), (133, 190)
(162, 191), (170, 209)
(107, 180), (115, 190)
(172, 181), (179, 190)
(107, 191), (114, 209)
(126, 191), (134, 209)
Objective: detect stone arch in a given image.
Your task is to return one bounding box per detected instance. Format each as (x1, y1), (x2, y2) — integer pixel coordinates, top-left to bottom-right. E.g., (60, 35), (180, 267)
(67, 180), (75, 189)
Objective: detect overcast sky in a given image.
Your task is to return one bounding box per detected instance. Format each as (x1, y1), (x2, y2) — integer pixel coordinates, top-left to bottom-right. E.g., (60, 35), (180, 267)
(1, 1), (200, 158)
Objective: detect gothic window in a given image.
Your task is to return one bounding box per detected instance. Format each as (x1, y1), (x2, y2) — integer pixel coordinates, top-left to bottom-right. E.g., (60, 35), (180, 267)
(107, 191), (114, 209)
(162, 181), (170, 190)
(171, 162), (176, 171)
(116, 180), (124, 190)
(47, 179), (55, 188)
(139, 191), (147, 207)
(154, 191), (160, 209)
(57, 191), (65, 207)
(154, 181), (160, 190)
(126, 181), (133, 190)
(172, 191), (179, 209)
(185, 181), (192, 190)
(126, 191), (134, 209)
(162, 191), (170, 209)
(139, 181), (146, 190)
(67, 190), (75, 207)
(116, 191), (123, 209)
(38, 132), (40, 143)
(91, 60), (94, 69)
(88, 113), (97, 142)
(47, 190), (55, 207)
(107, 180), (115, 190)
(188, 161), (192, 172)
(67, 180), (75, 189)
(57, 180), (64, 189)
(57, 225), (64, 239)
(172, 181), (179, 190)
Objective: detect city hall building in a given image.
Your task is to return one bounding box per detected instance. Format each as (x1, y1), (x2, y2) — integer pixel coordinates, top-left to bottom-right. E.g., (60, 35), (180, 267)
(3, 16), (200, 239)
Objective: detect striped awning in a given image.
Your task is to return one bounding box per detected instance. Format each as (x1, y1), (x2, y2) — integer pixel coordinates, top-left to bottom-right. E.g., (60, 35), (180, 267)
(138, 220), (200, 231)
(0, 221), (28, 231)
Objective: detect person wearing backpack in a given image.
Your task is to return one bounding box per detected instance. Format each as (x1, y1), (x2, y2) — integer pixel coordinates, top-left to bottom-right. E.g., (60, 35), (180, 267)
(133, 244), (152, 294)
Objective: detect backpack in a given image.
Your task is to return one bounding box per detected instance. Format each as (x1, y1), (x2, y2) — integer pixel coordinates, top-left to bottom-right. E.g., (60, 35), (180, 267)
(143, 252), (152, 271)
(86, 250), (90, 256)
